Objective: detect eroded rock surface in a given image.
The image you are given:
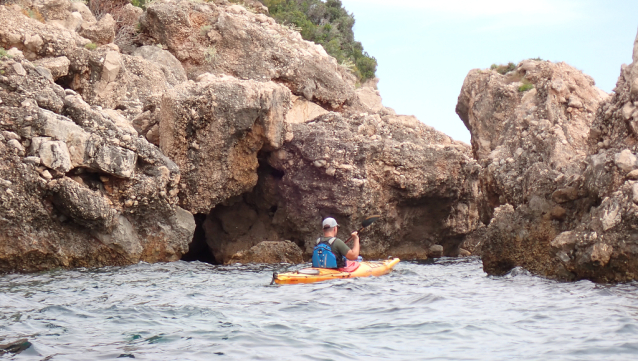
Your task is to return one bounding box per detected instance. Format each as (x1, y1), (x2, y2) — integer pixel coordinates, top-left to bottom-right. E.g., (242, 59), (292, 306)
(457, 29), (638, 282)
(160, 74), (291, 214)
(228, 241), (303, 264)
(0, 0), (482, 271)
(0, 53), (195, 272)
(190, 106), (481, 264)
(140, 0), (355, 108)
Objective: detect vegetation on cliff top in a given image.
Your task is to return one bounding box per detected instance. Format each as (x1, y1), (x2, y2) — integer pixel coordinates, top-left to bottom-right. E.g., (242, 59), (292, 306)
(258, 0), (377, 82)
(123, 0), (377, 82)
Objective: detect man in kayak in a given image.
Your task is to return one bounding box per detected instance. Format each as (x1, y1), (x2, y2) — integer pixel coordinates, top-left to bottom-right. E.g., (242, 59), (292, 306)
(312, 217), (360, 270)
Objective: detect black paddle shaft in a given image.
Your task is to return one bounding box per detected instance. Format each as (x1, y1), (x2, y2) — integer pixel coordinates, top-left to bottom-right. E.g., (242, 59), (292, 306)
(345, 215), (380, 243)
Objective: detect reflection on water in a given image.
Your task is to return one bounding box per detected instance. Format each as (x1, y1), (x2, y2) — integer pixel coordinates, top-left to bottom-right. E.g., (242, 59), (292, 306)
(1, 258), (638, 360)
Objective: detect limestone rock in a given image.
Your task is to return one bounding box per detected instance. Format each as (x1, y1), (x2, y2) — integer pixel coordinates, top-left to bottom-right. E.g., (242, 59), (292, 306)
(132, 46), (187, 86)
(101, 51), (122, 83)
(38, 140), (72, 173)
(285, 96), (329, 124)
(429, 245), (444, 258)
(458, 28), (638, 282)
(141, 0), (355, 108)
(91, 144), (137, 178)
(202, 111), (480, 263)
(160, 75), (292, 213)
(79, 13), (116, 46)
(33, 0), (73, 22)
(71, 1), (96, 23)
(48, 177), (119, 231)
(614, 149), (637, 172)
(0, 51), (194, 273)
(33, 56), (70, 80)
(355, 87), (384, 114)
(228, 241), (303, 264)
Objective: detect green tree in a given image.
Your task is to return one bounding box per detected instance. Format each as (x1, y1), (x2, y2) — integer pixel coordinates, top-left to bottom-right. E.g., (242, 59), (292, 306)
(260, 0), (377, 82)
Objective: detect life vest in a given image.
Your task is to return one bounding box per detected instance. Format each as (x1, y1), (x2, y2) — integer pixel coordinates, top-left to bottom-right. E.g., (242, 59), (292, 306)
(312, 237), (346, 269)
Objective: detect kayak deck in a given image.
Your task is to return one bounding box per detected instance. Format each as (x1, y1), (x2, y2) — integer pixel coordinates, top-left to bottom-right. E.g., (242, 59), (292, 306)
(273, 258), (400, 285)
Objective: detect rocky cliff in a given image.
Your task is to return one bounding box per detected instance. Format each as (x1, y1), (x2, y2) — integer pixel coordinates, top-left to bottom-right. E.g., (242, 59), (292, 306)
(457, 30), (638, 282)
(0, 0), (480, 272)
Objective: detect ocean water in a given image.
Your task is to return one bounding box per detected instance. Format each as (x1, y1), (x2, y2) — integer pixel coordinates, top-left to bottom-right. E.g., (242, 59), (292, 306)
(1, 257), (638, 360)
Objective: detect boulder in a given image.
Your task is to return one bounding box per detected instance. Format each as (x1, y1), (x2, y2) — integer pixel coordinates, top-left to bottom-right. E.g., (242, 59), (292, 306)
(228, 241), (303, 264)
(38, 140), (72, 173)
(429, 245), (444, 258)
(141, 0), (355, 108)
(133, 45), (188, 86)
(33, 56), (70, 80)
(79, 13), (116, 46)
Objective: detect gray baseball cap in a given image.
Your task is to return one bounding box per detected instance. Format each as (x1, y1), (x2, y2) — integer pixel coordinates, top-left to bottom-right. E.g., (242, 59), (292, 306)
(322, 217), (339, 229)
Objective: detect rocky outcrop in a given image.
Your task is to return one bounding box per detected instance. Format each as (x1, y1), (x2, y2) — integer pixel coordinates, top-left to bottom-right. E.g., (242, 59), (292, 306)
(0, 0), (483, 271)
(0, 4), (184, 147)
(159, 74), (291, 214)
(186, 104), (481, 264)
(0, 52), (195, 272)
(457, 29), (638, 282)
(266, 112), (480, 261)
(140, 0), (355, 108)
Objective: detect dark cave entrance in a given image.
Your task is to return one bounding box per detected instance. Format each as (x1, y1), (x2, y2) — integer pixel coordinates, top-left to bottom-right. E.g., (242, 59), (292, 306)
(180, 151), (303, 264)
(54, 74), (74, 91)
(180, 213), (218, 264)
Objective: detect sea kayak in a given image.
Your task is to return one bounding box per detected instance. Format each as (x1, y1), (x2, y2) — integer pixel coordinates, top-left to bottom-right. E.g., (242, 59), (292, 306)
(272, 257), (400, 285)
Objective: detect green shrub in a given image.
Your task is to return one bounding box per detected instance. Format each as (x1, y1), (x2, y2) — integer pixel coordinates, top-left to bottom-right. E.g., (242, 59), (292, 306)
(85, 42), (98, 50)
(518, 79), (534, 92)
(491, 62), (517, 75)
(130, 0), (151, 9)
(259, 0), (377, 82)
(0, 47), (8, 59)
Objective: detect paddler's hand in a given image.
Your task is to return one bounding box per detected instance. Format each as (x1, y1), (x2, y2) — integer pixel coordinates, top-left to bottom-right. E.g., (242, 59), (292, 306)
(346, 231), (360, 260)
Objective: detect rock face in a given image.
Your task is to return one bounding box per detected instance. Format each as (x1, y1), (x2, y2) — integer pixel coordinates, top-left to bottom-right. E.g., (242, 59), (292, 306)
(266, 112), (480, 261)
(160, 74), (291, 214)
(184, 106), (480, 264)
(228, 241), (303, 264)
(0, 52), (195, 272)
(0, 0), (482, 271)
(457, 30), (638, 282)
(140, 0), (355, 108)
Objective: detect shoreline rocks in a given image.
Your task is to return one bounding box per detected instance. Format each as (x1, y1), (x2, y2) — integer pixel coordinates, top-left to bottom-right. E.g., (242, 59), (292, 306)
(457, 28), (638, 282)
(1, 0), (477, 273)
(0, 49), (195, 273)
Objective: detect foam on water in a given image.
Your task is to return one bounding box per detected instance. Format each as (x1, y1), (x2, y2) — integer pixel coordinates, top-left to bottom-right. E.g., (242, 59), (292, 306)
(1, 258), (638, 360)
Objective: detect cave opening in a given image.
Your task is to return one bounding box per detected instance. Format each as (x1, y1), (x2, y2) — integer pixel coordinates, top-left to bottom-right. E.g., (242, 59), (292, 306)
(181, 213), (218, 264)
(180, 152), (302, 264)
(54, 74), (74, 90)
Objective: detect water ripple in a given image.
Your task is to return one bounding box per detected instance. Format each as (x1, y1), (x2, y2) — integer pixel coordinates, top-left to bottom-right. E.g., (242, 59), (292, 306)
(1, 258), (638, 360)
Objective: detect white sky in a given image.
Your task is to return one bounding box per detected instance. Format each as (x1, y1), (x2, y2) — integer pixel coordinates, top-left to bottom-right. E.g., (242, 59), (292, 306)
(340, 0), (638, 143)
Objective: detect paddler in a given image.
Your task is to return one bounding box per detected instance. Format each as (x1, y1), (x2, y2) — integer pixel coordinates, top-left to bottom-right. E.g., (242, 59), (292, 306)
(312, 217), (360, 271)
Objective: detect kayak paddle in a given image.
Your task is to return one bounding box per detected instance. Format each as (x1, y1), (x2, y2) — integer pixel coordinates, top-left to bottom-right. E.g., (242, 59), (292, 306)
(345, 215), (380, 243)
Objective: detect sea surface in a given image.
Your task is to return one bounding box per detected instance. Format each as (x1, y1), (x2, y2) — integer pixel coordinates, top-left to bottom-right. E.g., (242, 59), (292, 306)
(1, 257), (638, 360)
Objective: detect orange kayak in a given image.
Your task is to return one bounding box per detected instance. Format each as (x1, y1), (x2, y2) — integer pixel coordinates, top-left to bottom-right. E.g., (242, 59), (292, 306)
(272, 258), (400, 285)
